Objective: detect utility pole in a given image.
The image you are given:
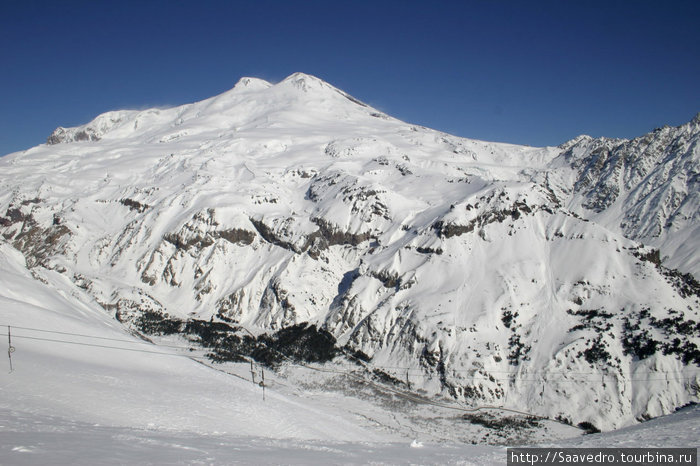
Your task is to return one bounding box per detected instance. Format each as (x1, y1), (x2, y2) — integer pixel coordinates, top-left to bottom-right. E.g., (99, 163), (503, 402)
(260, 367), (266, 401)
(7, 326), (15, 372)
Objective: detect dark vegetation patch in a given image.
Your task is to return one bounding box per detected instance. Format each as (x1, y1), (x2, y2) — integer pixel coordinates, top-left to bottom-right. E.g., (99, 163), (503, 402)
(462, 413), (541, 430)
(372, 368), (407, 387)
(507, 333), (531, 365)
(631, 247), (700, 298)
(262, 323), (338, 365)
(632, 248), (662, 267)
(566, 308), (614, 334)
(662, 268), (700, 299)
(120, 198), (149, 213)
(579, 335), (612, 365)
(135, 309), (183, 335)
(396, 164), (413, 176)
(501, 310), (517, 329)
(567, 308), (614, 319)
(502, 310), (531, 365)
(577, 421), (601, 434)
(415, 246), (443, 255)
(133, 311), (339, 368)
(347, 348), (371, 363)
(621, 308), (700, 365)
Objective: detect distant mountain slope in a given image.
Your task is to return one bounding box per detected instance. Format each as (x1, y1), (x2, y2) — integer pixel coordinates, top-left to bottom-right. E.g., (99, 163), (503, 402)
(554, 114), (700, 275)
(0, 73), (698, 432)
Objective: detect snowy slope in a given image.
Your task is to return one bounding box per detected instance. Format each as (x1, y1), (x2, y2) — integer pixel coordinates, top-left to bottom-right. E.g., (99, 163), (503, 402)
(0, 72), (698, 435)
(554, 114), (700, 276)
(0, 243), (389, 442)
(1, 241), (697, 464)
(2, 405), (697, 465)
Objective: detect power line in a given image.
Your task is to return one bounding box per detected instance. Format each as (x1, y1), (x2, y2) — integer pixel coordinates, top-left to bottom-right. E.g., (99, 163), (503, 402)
(0, 323), (196, 351)
(4, 323), (698, 432)
(4, 323), (698, 382)
(0, 333), (200, 357)
(0, 324), (145, 343)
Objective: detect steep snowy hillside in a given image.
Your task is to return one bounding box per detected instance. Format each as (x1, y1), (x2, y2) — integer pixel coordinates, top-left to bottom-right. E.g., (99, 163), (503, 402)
(554, 114), (700, 276)
(0, 72), (698, 434)
(2, 240), (697, 463)
(0, 243), (384, 442)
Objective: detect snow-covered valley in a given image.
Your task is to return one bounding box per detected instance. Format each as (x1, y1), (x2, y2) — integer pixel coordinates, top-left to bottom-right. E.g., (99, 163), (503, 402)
(0, 72), (698, 463)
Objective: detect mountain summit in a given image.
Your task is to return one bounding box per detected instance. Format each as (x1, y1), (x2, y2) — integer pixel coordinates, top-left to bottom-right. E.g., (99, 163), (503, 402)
(44, 72), (382, 146)
(1, 73), (698, 433)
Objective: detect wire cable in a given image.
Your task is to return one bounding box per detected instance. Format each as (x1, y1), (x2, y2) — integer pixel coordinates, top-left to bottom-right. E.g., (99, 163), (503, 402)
(0, 324), (200, 351)
(4, 322), (698, 432)
(0, 333), (200, 357)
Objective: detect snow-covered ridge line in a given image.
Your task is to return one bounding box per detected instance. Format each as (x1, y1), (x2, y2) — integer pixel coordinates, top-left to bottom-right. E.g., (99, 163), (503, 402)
(0, 73), (698, 434)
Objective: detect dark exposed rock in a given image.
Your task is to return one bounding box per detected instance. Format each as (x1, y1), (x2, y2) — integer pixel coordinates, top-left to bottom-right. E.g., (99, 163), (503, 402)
(163, 232), (214, 250)
(163, 227), (255, 251)
(260, 278), (296, 323)
(47, 126), (101, 144)
(310, 217), (372, 247)
(370, 269), (401, 289)
(216, 228), (256, 245)
(250, 218), (300, 252)
(432, 220), (476, 238)
(13, 224), (71, 268)
(1, 206), (32, 226)
(432, 199), (537, 239)
(249, 216), (372, 258)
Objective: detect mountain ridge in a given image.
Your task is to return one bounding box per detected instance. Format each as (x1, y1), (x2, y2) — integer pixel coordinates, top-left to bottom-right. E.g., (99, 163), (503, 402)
(0, 73), (698, 433)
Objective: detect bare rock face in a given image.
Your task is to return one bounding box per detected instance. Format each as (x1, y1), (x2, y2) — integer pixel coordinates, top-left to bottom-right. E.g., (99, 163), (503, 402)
(1, 73), (698, 432)
(47, 126), (101, 144)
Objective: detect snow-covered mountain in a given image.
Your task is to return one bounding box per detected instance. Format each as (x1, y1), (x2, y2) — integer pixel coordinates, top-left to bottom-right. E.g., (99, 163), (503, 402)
(1, 72), (698, 434)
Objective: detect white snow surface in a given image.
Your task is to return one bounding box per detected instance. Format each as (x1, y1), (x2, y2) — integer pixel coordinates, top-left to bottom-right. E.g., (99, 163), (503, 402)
(0, 243), (697, 463)
(0, 243), (385, 441)
(3, 405), (697, 465)
(0, 73), (699, 456)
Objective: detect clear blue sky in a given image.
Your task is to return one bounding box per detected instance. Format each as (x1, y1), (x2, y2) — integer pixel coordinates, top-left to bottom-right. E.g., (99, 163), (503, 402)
(1, 0), (698, 155)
